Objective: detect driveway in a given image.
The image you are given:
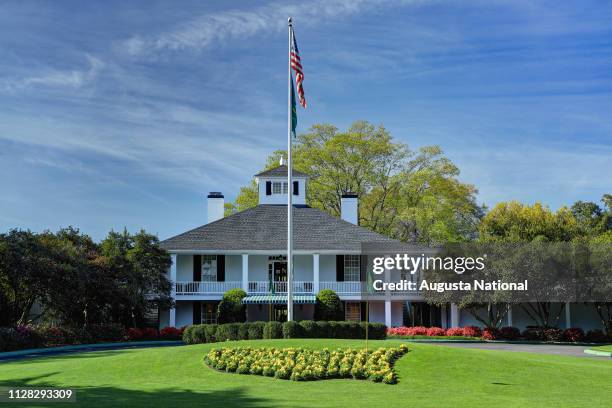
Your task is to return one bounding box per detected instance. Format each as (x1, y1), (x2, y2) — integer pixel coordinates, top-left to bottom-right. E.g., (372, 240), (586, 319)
(427, 342), (608, 358)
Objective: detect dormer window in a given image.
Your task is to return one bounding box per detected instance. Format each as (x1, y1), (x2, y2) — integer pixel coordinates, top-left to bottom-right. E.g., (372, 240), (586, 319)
(272, 182), (288, 195)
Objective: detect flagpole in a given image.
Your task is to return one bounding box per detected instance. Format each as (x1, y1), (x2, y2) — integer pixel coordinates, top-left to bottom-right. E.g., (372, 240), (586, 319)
(287, 16), (294, 322)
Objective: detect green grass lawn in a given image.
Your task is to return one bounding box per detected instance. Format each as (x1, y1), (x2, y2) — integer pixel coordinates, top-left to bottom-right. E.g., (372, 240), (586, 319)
(0, 339), (610, 408)
(592, 344), (612, 352)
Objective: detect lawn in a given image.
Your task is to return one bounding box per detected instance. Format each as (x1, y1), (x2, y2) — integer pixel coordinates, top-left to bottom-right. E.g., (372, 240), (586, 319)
(592, 344), (612, 352)
(0, 339), (610, 408)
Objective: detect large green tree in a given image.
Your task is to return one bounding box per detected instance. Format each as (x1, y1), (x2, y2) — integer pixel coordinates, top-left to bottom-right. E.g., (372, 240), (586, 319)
(227, 121), (483, 245)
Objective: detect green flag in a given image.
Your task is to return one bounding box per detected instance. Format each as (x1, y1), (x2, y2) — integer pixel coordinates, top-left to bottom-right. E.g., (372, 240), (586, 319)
(291, 74), (297, 137)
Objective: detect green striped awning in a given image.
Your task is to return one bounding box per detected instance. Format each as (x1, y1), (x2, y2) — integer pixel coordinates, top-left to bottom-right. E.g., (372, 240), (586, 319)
(242, 295), (316, 305)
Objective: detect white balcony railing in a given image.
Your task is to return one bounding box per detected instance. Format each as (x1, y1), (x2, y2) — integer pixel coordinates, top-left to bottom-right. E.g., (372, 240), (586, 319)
(175, 281), (241, 295)
(248, 281), (314, 294)
(319, 281), (365, 295)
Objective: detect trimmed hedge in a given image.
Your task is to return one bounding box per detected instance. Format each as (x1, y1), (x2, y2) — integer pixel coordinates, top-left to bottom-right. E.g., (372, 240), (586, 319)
(183, 320), (387, 344)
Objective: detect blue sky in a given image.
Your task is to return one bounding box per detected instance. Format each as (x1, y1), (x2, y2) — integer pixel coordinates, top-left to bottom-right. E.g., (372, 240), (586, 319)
(1, 0), (611, 241)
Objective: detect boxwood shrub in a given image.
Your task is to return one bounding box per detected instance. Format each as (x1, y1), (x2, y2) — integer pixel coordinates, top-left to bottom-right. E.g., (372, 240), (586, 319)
(264, 321), (283, 339)
(282, 321), (303, 338)
(247, 321), (266, 340)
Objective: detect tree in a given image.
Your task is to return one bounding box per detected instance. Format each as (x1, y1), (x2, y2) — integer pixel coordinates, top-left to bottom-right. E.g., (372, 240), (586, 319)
(0, 230), (55, 326)
(314, 289), (343, 321)
(99, 229), (172, 328)
(217, 288), (247, 323)
(228, 121), (483, 244)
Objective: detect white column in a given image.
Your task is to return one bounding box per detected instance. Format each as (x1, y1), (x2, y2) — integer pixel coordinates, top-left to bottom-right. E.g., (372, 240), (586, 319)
(169, 253), (177, 327)
(440, 304), (447, 328)
(242, 254), (249, 292)
(507, 305), (513, 327)
(450, 303), (459, 328)
(385, 300), (392, 328)
(565, 302), (571, 329)
(313, 253), (320, 294)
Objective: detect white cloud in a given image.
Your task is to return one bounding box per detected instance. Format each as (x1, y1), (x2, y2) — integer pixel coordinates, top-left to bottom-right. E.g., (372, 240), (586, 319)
(2, 55), (104, 91)
(119, 0), (423, 56)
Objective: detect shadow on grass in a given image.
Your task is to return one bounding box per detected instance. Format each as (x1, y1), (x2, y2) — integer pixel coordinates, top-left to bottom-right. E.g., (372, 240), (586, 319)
(0, 374), (292, 408)
(1, 350), (136, 365)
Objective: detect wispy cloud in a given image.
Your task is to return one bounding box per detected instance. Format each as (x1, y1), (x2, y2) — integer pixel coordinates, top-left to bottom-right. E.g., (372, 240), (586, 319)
(1, 55), (104, 91)
(118, 0), (420, 56)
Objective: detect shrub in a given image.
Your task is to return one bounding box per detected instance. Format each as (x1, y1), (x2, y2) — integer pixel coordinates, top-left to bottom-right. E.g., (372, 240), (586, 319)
(263, 321), (283, 339)
(499, 326), (520, 340)
(462, 326), (482, 338)
(237, 323), (250, 340)
(182, 326), (195, 344)
(216, 323), (240, 341)
(563, 327), (585, 343)
(314, 289), (343, 321)
(204, 324), (218, 343)
(217, 288), (247, 324)
(88, 323), (126, 342)
(190, 324), (207, 344)
(522, 327), (544, 341)
(315, 321), (331, 338)
(425, 327), (446, 337)
(482, 327), (500, 340)
(585, 329), (607, 343)
(367, 323), (387, 340)
(282, 321), (303, 338)
(247, 321), (266, 340)
(126, 328), (144, 341)
(159, 326), (183, 340)
(299, 320), (317, 338)
(0, 326), (42, 352)
(543, 328), (563, 342)
(445, 327), (464, 337)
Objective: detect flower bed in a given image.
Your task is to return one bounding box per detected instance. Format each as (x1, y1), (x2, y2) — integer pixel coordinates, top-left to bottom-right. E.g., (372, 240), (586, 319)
(204, 345), (409, 384)
(387, 326), (611, 343)
(0, 325), (185, 352)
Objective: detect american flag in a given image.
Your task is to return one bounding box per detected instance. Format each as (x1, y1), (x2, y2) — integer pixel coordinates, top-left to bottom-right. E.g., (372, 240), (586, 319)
(290, 27), (306, 108)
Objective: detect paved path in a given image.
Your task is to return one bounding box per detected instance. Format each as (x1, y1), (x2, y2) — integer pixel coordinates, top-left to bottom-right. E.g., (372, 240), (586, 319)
(427, 342), (609, 358)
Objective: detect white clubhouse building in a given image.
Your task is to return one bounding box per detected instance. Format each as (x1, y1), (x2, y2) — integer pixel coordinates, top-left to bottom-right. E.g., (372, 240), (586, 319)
(159, 165), (603, 331)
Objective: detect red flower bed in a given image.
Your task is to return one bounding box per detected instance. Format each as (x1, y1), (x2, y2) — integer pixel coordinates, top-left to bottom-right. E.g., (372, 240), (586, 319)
(462, 326), (482, 337)
(160, 326), (184, 340)
(482, 327), (500, 340)
(445, 327), (464, 337)
(387, 326), (429, 336)
(562, 328), (585, 343)
(425, 327), (446, 336)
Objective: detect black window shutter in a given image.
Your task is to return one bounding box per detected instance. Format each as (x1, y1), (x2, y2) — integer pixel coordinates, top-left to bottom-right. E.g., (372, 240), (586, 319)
(193, 301), (201, 325)
(217, 255), (225, 282)
(360, 255), (367, 282)
(336, 255), (344, 282)
(193, 255), (202, 281)
(361, 302), (367, 322)
(293, 181), (299, 195)
(265, 181), (272, 195)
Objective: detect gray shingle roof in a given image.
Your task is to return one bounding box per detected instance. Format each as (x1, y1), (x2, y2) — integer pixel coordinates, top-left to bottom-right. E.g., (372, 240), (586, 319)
(254, 165), (308, 178)
(160, 205), (397, 251)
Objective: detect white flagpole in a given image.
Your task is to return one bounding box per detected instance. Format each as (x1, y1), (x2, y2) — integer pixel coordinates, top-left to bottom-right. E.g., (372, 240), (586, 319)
(287, 17), (294, 322)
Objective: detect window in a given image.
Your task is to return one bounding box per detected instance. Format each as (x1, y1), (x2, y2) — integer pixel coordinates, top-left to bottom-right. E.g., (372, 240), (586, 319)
(344, 255), (360, 281)
(271, 182), (289, 195)
(201, 302), (217, 324)
(345, 302), (361, 322)
(201, 255), (217, 281)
